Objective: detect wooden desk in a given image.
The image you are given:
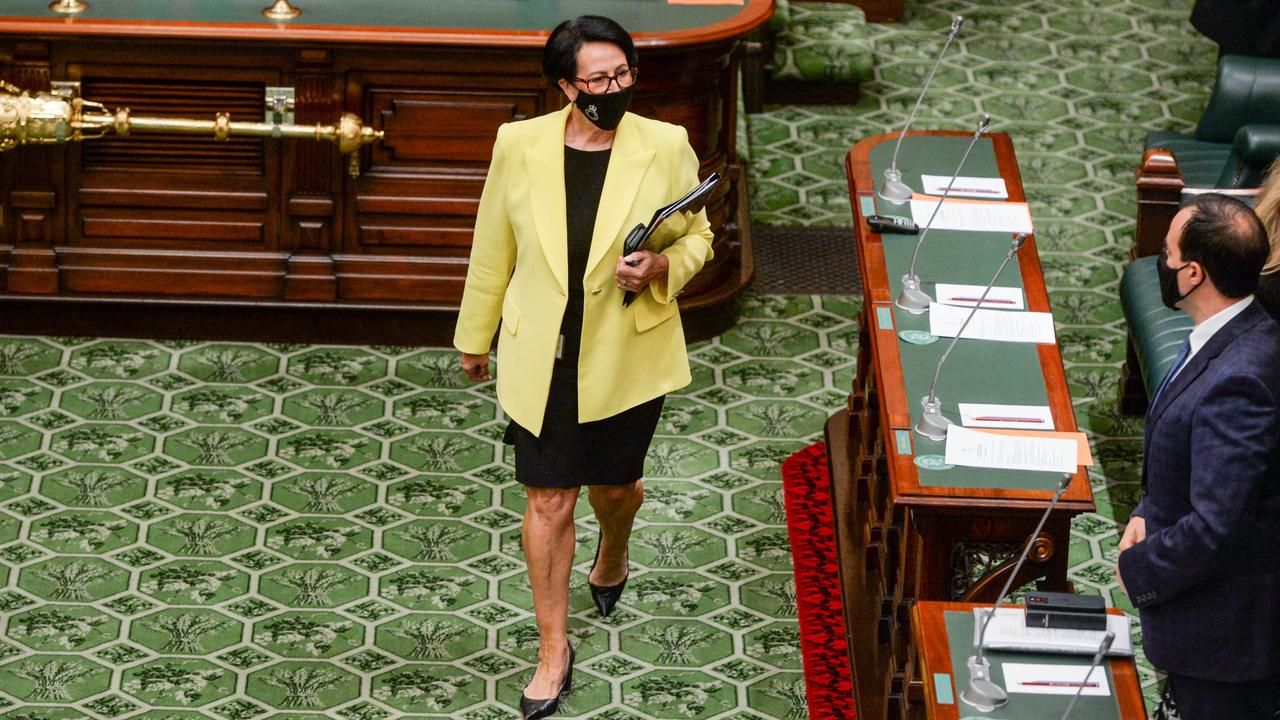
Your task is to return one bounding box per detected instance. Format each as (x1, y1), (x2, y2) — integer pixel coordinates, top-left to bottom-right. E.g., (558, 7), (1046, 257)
(827, 131), (1095, 719)
(913, 601), (1147, 720)
(0, 0), (770, 344)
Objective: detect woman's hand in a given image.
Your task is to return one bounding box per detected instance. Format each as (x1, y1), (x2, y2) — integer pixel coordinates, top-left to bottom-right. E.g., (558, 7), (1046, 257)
(615, 251), (669, 293)
(460, 352), (491, 382)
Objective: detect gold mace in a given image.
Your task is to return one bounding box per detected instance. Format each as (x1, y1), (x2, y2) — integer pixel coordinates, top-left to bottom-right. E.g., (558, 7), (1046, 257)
(0, 81), (382, 177)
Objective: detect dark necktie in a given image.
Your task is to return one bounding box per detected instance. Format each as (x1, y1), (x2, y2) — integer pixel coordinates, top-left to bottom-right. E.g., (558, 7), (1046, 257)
(1151, 337), (1191, 408)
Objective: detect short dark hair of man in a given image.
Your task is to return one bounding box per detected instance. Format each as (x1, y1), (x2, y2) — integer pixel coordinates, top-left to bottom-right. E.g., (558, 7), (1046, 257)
(542, 16), (637, 87)
(1180, 192), (1270, 298)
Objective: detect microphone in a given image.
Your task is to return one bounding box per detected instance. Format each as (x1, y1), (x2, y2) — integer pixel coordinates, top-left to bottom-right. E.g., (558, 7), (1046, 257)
(895, 113), (991, 315)
(914, 231), (1026, 440)
(879, 14), (965, 205)
(961, 471), (1074, 712)
(1059, 631), (1116, 720)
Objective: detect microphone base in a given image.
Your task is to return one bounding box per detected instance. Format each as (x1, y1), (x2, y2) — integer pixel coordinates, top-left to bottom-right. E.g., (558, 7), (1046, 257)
(959, 655), (1009, 712)
(879, 167), (914, 205)
(895, 273), (933, 315)
(915, 395), (953, 440)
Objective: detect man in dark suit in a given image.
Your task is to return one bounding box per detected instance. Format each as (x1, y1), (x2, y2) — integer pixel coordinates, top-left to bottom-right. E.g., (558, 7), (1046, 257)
(1118, 193), (1280, 719)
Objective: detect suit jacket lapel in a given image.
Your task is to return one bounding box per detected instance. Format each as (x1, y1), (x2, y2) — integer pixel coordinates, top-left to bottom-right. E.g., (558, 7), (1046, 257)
(586, 115), (656, 278)
(524, 105), (572, 295)
(1146, 302), (1269, 429)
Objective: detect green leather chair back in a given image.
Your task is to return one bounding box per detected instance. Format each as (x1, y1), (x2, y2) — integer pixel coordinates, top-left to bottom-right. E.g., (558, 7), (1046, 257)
(1196, 55), (1280, 143)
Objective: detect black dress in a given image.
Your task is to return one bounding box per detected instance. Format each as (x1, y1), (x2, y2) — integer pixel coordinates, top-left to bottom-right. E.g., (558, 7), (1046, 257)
(502, 145), (665, 488)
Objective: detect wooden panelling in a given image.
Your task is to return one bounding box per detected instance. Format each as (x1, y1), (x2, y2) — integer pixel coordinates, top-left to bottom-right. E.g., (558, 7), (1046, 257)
(80, 216), (264, 244)
(334, 254), (467, 303)
(376, 94), (539, 167)
(56, 247), (286, 297)
(78, 189), (269, 211)
(0, 20), (755, 327)
(80, 78), (266, 174)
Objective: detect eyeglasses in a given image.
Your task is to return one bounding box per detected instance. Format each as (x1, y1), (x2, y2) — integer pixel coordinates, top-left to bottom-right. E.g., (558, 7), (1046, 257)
(574, 68), (637, 95)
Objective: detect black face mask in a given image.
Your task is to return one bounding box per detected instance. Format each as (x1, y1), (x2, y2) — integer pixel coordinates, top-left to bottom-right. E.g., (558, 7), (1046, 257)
(1157, 250), (1200, 310)
(574, 86), (633, 132)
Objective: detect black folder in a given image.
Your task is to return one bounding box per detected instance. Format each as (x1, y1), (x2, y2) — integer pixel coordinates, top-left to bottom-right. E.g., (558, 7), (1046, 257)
(621, 171), (724, 306)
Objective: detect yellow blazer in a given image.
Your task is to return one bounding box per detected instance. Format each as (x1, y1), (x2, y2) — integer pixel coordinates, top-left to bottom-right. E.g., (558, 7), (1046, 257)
(453, 104), (714, 437)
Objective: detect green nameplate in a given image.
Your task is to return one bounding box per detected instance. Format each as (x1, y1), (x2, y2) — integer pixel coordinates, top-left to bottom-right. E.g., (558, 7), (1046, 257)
(876, 306), (894, 331)
(894, 429), (912, 456)
(934, 672), (954, 704)
(859, 195), (877, 217)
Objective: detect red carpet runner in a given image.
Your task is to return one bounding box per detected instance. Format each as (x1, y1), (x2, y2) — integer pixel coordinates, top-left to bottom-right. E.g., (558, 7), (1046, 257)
(780, 442), (857, 719)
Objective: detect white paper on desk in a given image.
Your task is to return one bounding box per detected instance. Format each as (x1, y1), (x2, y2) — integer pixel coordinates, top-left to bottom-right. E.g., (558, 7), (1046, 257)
(910, 194), (1034, 233)
(928, 302), (1057, 344)
(958, 403), (1055, 430)
(945, 425), (1078, 473)
(921, 174), (1009, 200)
(1003, 663), (1112, 696)
(975, 607), (1134, 656)
(934, 283), (1025, 310)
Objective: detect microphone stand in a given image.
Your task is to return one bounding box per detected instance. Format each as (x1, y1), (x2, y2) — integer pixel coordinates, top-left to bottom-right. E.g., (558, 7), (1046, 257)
(915, 232), (1026, 440)
(961, 472), (1074, 712)
(879, 15), (965, 205)
(1059, 631), (1115, 720)
(896, 114), (991, 315)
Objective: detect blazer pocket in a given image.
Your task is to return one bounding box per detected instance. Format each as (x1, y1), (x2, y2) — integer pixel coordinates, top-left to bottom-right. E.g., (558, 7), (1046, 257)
(502, 294), (521, 335)
(634, 294), (678, 333)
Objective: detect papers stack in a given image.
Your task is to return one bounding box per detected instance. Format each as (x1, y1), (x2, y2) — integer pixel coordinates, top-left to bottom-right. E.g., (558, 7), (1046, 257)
(928, 302), (1056, 344)
(974, 607), (1133, 656)
(910, 193), (1033, 234)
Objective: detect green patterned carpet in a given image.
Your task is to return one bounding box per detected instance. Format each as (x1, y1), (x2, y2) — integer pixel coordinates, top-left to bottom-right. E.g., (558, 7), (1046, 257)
(0, 294), (858, 720)
(748, 0), (1218, 711)
(0, 0), (1220, 718)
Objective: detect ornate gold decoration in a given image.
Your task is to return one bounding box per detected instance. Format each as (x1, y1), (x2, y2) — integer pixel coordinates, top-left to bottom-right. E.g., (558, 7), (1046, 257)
(49, 0), (88, 15)
(0, 82), (382, 177)
(262, 0), (301, 20)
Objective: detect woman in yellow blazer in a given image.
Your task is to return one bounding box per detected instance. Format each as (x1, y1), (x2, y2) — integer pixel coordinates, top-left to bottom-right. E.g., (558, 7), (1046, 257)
(453, 16), (713, 720)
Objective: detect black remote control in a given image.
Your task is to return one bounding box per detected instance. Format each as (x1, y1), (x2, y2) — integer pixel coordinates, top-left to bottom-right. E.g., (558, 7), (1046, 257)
(866, 214), (919, 234)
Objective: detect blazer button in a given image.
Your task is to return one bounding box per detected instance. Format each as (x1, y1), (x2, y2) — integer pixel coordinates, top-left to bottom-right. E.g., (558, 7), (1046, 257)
(592, 288), (602, 295)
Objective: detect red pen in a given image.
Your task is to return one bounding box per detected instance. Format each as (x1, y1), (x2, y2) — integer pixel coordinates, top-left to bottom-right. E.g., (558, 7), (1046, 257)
(1020, 681), (1099, 688)
(973, 416), (1045, 423)
(948, 297), (1017, 304)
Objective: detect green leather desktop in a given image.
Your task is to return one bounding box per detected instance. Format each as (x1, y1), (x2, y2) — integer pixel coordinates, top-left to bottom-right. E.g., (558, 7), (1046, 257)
(869, 136), (1053, 491)
(1, 0), (750, 34)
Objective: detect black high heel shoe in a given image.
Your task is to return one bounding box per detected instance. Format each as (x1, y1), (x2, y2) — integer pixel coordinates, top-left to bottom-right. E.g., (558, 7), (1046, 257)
(588, 537), (628, 617)
(520, 644), (574, 720)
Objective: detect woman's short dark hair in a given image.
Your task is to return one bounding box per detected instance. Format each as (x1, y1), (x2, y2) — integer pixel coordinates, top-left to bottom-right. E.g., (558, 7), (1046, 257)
(1181, 193), (1270, 298)
(542, 16), (637, 86)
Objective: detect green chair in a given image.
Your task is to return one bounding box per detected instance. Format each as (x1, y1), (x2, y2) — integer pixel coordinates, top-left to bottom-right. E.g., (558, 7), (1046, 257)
(1119, 256), (1196, 412)
(1136, 55), (1280, 257)
(1122, 56), (1280, 412)
(743, 0), (874, 112)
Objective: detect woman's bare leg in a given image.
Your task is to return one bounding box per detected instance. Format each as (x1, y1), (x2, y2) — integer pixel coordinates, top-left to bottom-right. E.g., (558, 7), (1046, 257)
(522, 485), (579, 698)
(588, 479), (644, 586)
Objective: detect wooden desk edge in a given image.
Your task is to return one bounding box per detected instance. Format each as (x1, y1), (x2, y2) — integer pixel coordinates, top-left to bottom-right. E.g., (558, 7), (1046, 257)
(912, 601), (1148, 720)
(0, 0), (774, 47)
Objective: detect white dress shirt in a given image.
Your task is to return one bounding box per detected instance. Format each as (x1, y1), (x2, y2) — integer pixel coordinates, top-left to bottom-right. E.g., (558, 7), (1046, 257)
(1170, 295), (1254, 382)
